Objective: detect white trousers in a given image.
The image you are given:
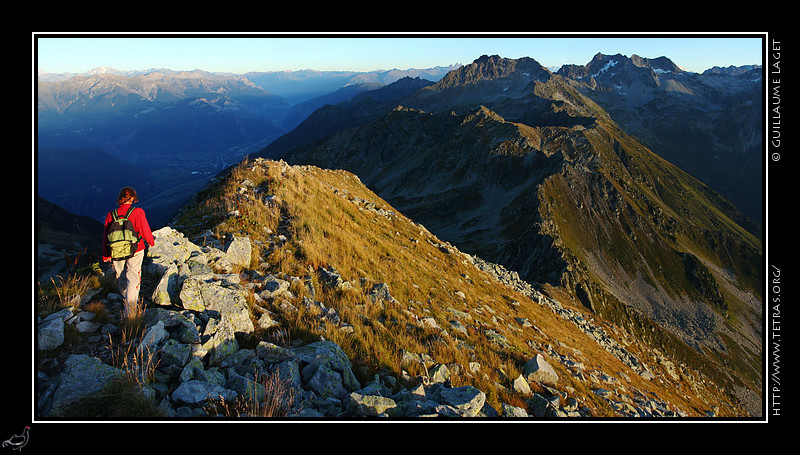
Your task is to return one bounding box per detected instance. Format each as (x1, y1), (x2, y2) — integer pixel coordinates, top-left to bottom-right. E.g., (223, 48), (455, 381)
(112, 249), (144, 319)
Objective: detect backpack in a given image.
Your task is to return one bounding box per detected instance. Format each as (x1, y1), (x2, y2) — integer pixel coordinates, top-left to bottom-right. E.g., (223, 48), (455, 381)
(107, 206), (141, 260)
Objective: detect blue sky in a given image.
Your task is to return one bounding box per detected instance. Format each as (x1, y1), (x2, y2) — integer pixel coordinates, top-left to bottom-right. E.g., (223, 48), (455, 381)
(34, 33), (766, 75)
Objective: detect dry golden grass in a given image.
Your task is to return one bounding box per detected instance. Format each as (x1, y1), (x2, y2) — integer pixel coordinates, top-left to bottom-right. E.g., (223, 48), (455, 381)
(204, 368), (297, 418)
(85, 300), (111, 321)
(37, 274), (96, 316)
(36, 156), (748, 418)
(169, 158), (744, 417)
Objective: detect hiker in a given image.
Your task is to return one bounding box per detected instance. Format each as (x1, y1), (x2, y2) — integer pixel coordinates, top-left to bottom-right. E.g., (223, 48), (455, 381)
(102, 186), (155, 319)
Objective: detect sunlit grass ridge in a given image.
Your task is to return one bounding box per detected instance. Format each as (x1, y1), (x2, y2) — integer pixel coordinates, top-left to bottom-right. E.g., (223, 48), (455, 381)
(170, 157), (744, 416)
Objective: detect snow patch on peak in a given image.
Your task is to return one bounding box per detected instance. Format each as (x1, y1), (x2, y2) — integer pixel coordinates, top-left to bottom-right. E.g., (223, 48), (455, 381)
(591, 60), (618, 79)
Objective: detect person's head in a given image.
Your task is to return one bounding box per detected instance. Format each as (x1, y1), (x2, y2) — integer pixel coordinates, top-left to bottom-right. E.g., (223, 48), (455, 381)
(118, 186), (139, 204)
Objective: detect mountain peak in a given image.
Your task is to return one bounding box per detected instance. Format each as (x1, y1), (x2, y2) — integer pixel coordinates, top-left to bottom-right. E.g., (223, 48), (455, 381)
(630, 54), (684, 74)
(565, 53), (685, 81)
(433, 55), (551, 89)
(86, 66), (125, 76)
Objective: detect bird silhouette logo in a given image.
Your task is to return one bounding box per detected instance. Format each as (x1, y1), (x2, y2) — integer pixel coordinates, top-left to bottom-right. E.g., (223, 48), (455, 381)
(2, 427), (29, 451)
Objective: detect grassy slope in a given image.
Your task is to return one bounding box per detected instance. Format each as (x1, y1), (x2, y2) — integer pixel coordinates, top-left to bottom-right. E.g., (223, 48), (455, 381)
(532, 117), (763, 398)
(171, 158), (746, 416)
(280, 88), (764, 412)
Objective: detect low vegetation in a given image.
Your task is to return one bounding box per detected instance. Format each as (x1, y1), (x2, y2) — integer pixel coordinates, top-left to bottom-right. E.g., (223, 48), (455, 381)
(37, 273), (168, 417)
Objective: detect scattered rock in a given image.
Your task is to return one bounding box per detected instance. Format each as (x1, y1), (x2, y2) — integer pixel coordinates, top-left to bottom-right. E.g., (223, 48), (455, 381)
(347, 392), (397, 417)
(224, 236), (252, 270)
(318, 266), (345, 290)
(368, 283), (398, 305)
(38, 314), (67, 351)
(259, 275), (290, 299)
(523, 353), (559, 387)
(437, 386), (486, 417)
(513, 374), (532, 396)
(36, 216), (703, 419)
(172, 380), (237, 406)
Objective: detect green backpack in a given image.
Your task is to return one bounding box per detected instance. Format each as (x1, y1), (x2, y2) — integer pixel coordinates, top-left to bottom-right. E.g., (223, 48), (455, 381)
(107, 206), (141, 260)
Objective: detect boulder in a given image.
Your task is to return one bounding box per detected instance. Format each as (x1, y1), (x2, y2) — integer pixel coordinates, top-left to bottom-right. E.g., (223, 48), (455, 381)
(256, 313), (279, 330)
(227, 370), (267, 403)
(347, 392), (397, 417)
(172, 380), (237, 406)
(147, 227), (204, 272)
(368, 283), (398, 304)
(305, 365), (349, 399)
(178, 277), (207, 312)
(318, 266), (345, 290)
(502, 403), (529, 417)
(275, 358), (302, 389)
(151, 263), (182, 306)
(429, 364), (450, 384)
(145, 308), (200, 343)
(295, 341), (360, 397)
(48, 355), (125, 416)
(197, 281), (254, 335)
(436, 386), (486, 417)
(159, 339), (192, 368)
(512, 374), (532, 396)
(259, 275), (290, 299)
(38, 308), (75, 350)
(138, 320), (169, 356)
(528, 392), (558, 418)
(38, 316), (65, 351)
(224, 236), (252, 270)
(256, 341), (295, 363)
(177, 274), (254, 341)
(203, 318), (240, 367)
(523, 353), (559, 387)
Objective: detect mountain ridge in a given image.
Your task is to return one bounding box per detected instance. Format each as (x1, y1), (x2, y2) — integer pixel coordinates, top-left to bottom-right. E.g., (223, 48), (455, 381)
(37, 157), (751, 419)
(35, 53), (765, 419)
(280, 55), (763, 416)
(557, 53), (763, 221)
(36, 67), (451, 226)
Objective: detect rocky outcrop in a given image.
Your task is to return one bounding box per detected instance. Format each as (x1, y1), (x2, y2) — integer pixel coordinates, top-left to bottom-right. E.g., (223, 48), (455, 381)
(44, 354), (125, 417)
(36, 226), (589, 419)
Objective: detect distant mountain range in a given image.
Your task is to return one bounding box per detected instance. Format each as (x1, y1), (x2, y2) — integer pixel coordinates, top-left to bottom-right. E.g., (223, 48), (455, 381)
(36, 66), (455, 226)
(558, 53), (763, 222)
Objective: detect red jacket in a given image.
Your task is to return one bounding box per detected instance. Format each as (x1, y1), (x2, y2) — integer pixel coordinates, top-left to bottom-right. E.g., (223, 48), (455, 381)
(102, 204), (155, 261)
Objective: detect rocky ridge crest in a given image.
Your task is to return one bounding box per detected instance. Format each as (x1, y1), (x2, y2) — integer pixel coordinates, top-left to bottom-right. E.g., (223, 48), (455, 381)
(37, 159), (743, 419)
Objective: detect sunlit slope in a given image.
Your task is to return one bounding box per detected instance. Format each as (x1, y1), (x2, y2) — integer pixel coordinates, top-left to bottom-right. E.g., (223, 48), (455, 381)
(286, 70), (763, 411)
(170, 158), (747, 416)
